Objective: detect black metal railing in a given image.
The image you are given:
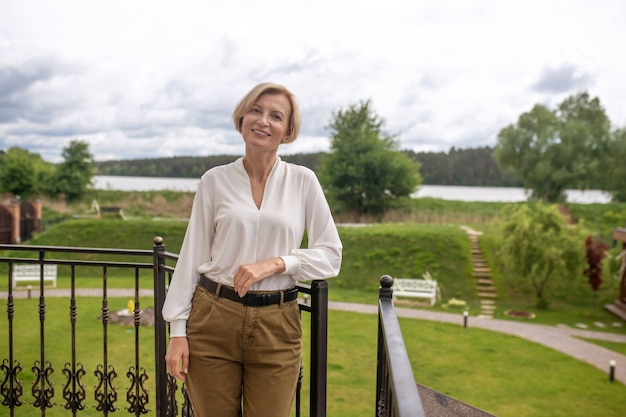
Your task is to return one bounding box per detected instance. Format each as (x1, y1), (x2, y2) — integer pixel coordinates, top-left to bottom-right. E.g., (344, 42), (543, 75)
(376, 275), (495, 417)
(0, 237), (329, 416)
(376, 275), (425, 417)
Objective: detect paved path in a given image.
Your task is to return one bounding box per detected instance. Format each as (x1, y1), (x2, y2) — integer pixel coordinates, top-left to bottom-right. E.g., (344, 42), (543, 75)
(330, 301), (626, 385)
(3, 288), (626, 384)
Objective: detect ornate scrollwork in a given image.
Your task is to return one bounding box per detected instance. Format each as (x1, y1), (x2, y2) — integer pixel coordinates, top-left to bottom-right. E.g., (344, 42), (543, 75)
(1, 359), (23, 407)
(94, 364), (118, 412)
(181, 382), (194, 417)
(377, 386), (387, 417)
(165, 374), (178, 416)
(126, 366), (149, 414)
(32, 360), (55, 410)
(62, 362), (86, 411)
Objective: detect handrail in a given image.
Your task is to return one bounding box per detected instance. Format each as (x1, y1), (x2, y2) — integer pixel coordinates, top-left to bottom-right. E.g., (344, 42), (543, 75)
(376, 275), (426, 417)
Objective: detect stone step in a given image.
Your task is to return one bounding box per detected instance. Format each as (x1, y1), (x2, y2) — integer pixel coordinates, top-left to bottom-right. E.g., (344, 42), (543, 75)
(478, 292), (497, 298)
(480, 304), (496, 310)
(472, 271), (492, 278)
(477, 285), (496, 292)
(477, 278), (493, 285)
(473, 267), (491, 273)
(480, 299), (496, 305)
(477, 314), (493, 319)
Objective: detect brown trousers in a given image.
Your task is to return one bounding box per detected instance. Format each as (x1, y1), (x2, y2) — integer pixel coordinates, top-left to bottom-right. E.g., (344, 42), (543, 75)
(186, 285), (302, 417)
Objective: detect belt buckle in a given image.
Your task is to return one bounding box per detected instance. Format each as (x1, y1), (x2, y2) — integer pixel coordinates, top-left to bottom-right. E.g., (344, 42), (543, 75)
(260, 293), (270, 306)
(247, 293), (271, 306)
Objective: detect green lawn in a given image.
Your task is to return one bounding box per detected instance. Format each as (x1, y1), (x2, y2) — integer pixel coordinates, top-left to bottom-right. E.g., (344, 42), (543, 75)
(4, 297), (624, 417)
(299, 309), (626, 417)
(2, 217), (626, 416)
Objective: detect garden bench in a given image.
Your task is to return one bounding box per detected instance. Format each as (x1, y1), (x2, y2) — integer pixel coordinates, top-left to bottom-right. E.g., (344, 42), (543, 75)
(12, 264), (57, 288)
(392, 277), (440, 305)
(99, 206), (126, 219)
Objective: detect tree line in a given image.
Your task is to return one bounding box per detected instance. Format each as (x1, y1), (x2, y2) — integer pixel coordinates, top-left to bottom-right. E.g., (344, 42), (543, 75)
(93, 147), (521, 186)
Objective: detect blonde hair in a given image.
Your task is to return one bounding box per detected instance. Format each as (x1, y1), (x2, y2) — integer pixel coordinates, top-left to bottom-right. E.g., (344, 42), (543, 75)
(232, 82), (301, 143)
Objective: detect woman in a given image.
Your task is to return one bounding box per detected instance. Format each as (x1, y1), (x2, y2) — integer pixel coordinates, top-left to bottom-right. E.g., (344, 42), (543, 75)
(163, 82), (342, 417)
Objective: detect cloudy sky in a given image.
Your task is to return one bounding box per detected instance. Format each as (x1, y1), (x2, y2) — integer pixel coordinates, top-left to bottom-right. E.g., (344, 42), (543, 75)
(1, 0), (625, 163)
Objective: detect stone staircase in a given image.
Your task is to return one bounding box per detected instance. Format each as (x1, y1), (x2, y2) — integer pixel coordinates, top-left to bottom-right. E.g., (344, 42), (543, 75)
(462, 227), (497, 319)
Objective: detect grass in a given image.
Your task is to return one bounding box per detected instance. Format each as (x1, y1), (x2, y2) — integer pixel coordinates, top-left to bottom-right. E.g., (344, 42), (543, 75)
(4, 218), (625, 330)
(578, 337), (626, 355)
(3, 298), (625, 417)
(301, 310), (626, 417)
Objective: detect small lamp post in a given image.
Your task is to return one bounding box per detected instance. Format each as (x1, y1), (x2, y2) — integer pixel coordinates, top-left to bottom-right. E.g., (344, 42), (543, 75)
(609, 360), (616, 383)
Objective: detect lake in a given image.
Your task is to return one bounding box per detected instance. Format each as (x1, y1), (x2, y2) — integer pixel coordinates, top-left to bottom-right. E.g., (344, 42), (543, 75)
(93, 175), (612, 204)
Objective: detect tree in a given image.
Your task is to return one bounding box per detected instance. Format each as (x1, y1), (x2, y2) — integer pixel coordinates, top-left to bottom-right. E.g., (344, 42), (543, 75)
(493, 92), (612, 202)
(317, 100), (421, 220)
(54, 140), (95, 201)
(0, 147), (47, 198)
(603, 128), (626, 202)
(583, 235), (609, 294)
(497, 203), (585, 308)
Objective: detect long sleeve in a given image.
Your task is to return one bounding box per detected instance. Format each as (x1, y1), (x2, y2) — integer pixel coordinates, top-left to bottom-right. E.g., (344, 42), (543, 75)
(162, 181), (214, 337)
(281, 168), (342, 282)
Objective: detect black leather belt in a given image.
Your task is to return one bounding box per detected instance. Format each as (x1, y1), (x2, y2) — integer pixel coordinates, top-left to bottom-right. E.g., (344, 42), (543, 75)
(199, 277), (298, 306)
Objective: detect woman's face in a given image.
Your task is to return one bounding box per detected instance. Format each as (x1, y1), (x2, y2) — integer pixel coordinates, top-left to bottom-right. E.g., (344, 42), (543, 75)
(241, 93), (292, 153)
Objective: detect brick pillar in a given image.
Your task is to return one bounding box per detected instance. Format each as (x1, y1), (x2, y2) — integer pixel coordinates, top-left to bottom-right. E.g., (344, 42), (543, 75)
(31, 199), (42, 233)
(6, 200), (20, 244)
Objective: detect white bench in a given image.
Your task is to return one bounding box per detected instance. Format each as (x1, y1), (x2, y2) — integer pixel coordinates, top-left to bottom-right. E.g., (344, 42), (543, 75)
(392, 277), (440, 306)
(12, 264), (57, 288)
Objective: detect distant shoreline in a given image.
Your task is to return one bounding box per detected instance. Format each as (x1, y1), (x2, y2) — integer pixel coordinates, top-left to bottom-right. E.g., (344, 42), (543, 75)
(92, 176), (612, 204)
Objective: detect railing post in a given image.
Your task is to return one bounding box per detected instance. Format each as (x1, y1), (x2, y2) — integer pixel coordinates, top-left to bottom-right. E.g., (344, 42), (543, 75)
(310, 279), (328, 417)
(153, 236), (168, 417)
(376, 275), (393, 417)
(377, 275), (426, 417)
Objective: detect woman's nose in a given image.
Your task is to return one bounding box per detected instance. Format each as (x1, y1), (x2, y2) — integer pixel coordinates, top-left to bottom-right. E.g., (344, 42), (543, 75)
(257, 113), (269, 126)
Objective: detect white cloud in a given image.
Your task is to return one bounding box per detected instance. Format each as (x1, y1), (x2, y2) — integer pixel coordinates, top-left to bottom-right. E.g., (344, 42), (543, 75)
(1, 0), (625, 163)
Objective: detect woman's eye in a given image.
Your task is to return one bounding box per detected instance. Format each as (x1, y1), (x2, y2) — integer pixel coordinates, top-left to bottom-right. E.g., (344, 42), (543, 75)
(272, 114), (282, 121)
(250, 108), (260, 113)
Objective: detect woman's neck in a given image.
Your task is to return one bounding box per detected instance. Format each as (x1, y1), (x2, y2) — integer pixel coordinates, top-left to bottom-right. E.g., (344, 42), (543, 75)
(243, 154), (276, 182)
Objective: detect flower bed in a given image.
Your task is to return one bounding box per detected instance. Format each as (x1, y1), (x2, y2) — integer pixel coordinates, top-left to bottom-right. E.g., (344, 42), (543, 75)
(504, 309), (535, 319)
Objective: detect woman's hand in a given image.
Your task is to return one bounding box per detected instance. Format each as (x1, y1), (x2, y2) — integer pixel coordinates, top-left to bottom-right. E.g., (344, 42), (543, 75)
(233, 257), (286, 297)
(165, 337), (189, 381)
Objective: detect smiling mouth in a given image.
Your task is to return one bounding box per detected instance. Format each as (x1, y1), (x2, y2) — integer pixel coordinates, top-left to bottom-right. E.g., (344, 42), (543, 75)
(252, 129), (270, 136)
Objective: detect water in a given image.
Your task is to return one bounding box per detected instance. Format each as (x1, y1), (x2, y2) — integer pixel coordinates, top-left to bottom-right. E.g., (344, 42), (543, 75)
(93, 176), (612, 204)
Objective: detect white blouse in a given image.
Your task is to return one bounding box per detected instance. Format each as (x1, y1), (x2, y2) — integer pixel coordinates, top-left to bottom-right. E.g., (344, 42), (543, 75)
(162, 156), (343, 337)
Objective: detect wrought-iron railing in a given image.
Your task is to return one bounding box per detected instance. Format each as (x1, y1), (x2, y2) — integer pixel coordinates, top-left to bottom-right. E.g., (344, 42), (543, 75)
(376, 275), (495, 417)
(0, 237), (328, 416)
(376, 275), (425, 417)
